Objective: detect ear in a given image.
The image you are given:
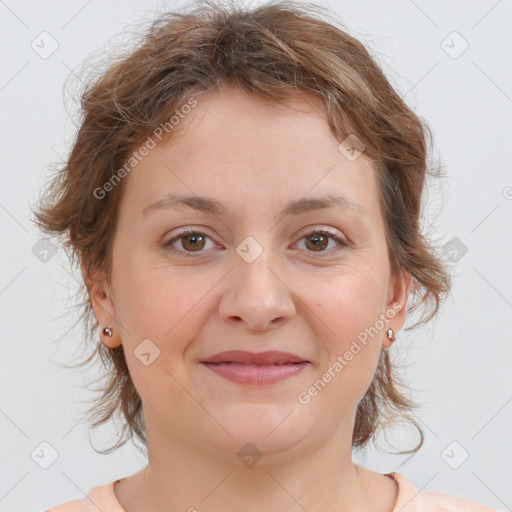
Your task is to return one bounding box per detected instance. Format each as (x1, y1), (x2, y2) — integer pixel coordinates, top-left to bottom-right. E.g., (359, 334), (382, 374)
(81, 262), (122, 348)
(382, 268), (412, 349)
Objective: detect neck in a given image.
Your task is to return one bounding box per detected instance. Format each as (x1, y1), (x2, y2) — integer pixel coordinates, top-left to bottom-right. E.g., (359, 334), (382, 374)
(120, 411), (379, 512)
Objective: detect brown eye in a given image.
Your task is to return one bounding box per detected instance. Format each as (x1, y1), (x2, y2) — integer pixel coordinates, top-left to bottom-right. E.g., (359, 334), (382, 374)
(180, 232), (206, 251)
(164, 228), (347, 258)
(164, 229), (214, 257)
(297, 229), (347, 255)
(304, 232), (329, 251)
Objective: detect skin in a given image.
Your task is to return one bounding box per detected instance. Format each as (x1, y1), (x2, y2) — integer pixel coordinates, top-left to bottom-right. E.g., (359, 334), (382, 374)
(86, 82), (412, 512)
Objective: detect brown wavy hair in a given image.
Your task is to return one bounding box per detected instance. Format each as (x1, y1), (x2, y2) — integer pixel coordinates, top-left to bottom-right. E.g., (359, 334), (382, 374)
(31, 0), (451, 457)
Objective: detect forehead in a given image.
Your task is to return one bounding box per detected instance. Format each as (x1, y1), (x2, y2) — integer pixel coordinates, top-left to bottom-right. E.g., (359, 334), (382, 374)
(170, 84), (334, 154)
(120, 84), (381, 222)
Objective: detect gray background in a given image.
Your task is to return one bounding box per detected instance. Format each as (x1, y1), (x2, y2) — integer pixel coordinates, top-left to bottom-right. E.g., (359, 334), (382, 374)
(0, 0), (511, 510)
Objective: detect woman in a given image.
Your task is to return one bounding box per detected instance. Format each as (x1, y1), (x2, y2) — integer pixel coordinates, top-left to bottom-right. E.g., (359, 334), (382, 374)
(34, 0), (498, 510)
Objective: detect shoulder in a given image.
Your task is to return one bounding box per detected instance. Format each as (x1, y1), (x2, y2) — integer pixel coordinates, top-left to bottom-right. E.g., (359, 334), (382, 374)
(44, 480), (124, 512)
(44, 497), (86, 512)
(388, 472), (500, 512)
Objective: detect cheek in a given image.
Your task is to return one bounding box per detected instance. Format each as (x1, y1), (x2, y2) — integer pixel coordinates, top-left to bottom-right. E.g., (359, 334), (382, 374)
(111, 259), (217, 411)
(303, 269), (386, 403)
(112, 253), (221, 352)
(313, 270), (386, 349)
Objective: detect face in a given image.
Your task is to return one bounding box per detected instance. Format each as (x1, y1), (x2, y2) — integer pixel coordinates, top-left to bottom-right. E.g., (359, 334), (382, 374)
(88, 83), (411, 463)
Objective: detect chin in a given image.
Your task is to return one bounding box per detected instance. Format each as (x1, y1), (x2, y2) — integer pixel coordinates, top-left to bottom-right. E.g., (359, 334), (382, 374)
(209, 403), (310, 458)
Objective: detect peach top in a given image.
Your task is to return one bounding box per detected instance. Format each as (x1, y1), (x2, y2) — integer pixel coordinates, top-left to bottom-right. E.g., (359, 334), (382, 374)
(45, 472), (500, 511)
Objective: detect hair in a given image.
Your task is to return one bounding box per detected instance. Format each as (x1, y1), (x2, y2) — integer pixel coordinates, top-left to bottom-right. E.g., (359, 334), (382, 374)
(32, 0), (451, 457)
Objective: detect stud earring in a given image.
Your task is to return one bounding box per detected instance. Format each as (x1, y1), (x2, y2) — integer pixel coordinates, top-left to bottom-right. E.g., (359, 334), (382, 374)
(103, 327), (113, 337)
(387, 328), (395, 342)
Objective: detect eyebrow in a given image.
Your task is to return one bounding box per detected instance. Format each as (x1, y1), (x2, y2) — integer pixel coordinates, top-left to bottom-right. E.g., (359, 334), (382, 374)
(142, 193), (365, 218)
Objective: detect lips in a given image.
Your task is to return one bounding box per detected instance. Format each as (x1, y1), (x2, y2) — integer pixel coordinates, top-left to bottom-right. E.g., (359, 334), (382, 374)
(200, 350), (310, 385)
(201, 350), (308, 365)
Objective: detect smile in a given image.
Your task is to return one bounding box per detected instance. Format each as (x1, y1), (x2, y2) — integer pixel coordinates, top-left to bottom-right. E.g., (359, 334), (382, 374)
(201, 361), (310, 385)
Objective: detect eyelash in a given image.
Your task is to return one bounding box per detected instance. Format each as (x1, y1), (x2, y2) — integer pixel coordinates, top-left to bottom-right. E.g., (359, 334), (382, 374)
(163, 228), (348, 258)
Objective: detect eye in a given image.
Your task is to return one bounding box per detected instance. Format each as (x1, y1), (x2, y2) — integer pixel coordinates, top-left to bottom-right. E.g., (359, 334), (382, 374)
(294, 228), (348, 254)
(163, 229), (217, 257)
(163, 227), (348, 258)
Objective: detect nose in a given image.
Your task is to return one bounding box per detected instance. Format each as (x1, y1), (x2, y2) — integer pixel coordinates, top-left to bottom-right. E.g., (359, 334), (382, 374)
(218, 251), (296, 332)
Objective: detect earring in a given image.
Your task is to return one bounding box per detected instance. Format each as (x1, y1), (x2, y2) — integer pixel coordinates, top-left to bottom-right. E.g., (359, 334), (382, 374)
(387, 328), (395, 342)
(103, 327), (113, 337)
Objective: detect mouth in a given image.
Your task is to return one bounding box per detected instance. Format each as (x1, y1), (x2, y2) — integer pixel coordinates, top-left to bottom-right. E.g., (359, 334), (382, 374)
(200, 350), (309, 365)
(200, 351), (310, 385)
(203, 361), (306, 366)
